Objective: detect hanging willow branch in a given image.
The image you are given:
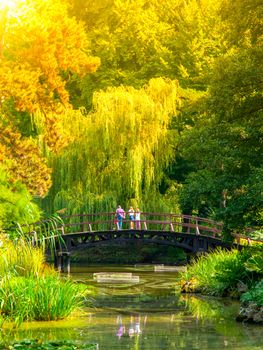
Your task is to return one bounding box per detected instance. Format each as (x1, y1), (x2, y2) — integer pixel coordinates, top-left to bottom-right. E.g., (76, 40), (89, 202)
(42, 78), (179, 214)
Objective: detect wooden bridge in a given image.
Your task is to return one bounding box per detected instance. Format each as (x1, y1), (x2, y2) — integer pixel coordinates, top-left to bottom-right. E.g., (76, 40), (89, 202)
(19, 212), (260, 273)
(36, 212), (228, 272)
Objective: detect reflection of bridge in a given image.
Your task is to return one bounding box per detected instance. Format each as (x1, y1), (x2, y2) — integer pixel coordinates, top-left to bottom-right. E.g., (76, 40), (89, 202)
(46, 212), (232, 272)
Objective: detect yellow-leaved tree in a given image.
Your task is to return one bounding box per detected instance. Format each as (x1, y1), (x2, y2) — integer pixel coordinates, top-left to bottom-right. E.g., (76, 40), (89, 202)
(0, 0), (100, 198)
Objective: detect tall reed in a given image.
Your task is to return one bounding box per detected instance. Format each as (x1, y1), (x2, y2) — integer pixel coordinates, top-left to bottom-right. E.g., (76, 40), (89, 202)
(0, 237), (45, 277)
(0, 237), (90, 325)
(0, 275), (86, 325)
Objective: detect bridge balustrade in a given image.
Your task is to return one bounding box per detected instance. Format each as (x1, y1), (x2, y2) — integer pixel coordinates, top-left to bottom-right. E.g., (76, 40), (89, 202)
(4, 212), (226, 241)
(56, 212), (222, 237)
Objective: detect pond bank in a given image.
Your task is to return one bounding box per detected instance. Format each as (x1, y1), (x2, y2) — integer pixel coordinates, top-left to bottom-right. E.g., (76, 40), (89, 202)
(178, 248), (263, 325)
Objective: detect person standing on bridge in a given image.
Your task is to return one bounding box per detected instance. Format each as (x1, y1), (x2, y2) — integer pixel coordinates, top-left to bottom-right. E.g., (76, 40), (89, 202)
(128, 206), (135, 229)
(116, 205), (125, 230)
(135, 208), (141, 229)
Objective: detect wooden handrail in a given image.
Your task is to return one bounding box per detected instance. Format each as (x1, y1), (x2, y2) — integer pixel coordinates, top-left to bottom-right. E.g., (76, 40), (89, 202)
(61, 219), (220, 232)
(232, 233), (263, 244)
(5, 212), (260, 242)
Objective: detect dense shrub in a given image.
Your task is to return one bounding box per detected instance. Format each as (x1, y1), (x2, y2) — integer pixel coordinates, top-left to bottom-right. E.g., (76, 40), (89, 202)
(241, 281), (263, 307)
(179, 247), (263, 298)
(0, 166), (41, 232)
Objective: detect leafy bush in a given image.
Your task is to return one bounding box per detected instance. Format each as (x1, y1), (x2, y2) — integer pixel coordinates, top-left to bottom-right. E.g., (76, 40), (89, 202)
(244, 248), (263, 274)
(179, 248), (262, 297)
(241, 281), (263, 307)
(0, 165), (41, 231)
(249, 230), (263, 240)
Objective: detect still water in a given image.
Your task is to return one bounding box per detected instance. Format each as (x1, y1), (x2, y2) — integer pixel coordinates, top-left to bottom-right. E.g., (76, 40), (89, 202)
(2, 265), (262, 350)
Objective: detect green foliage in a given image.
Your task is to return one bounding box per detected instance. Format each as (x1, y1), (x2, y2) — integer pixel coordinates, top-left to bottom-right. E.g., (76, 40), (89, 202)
(211, 250), (252, 294)
(179, 248), (262, 297)
(2, 0), (262, 235)
(68, 0), (178, 107)
(0, 275), (87, 324)
(178, 44), (263, 230)
(241, 281), (263, 307)
(0, 339), (98, 350)
(249, 230), (263, 240)
(244, 248), (263, 274)
(64, 0), (263, 233)
(0, 239), (92, 325)
(42, 78), (180, 214)
(0, 239), (45, 278)
(0, 165), (41, 231)
(69, 0), (227, 106)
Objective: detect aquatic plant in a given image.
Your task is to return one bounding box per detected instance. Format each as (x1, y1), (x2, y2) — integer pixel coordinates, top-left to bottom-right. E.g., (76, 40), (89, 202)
(0, 339), (98, 350)
(0, 275), (88, 325)
(9, 212), (66, 253)
(0, 238), (93, 325)
(0, 238), (45, 278)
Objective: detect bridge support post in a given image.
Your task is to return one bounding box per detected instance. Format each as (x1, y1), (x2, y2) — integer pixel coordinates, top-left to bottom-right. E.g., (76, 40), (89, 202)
(56, 253), (62, 272)
(195, 220), (200, 235)
(64, 253), (71, 274)
(54, 251), (70, 274)
(193, 237), (199, 253)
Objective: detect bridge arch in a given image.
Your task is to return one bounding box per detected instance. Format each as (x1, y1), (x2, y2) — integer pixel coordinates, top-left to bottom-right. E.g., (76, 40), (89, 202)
(15, 212), (246, 272)
(61, 229), (231, 255)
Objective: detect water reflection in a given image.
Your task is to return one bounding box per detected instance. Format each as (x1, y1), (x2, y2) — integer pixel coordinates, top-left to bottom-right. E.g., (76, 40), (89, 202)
(1, 265), (262, 350)
(115, 315), (144, 338)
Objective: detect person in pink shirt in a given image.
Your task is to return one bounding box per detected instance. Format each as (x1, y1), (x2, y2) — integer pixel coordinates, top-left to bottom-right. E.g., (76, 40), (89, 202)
(116, 205), (125, 230)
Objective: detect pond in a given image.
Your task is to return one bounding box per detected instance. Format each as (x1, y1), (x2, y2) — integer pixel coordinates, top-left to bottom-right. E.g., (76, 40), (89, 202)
(1, 265), (262, 350)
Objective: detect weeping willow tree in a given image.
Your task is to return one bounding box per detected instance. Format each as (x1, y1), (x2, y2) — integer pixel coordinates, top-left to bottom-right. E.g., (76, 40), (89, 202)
(40, 78), (180, 214)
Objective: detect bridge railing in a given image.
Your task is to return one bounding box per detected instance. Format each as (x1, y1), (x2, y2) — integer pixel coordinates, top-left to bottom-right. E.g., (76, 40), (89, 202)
(232, 233), (263, 246)
(60, 212), (116, 233)
(4, 212), (224, 241)
(58, 212), (223, 237)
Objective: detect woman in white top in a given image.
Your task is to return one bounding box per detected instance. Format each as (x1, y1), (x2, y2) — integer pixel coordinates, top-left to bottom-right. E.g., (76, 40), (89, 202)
(135, 208), (141, 229)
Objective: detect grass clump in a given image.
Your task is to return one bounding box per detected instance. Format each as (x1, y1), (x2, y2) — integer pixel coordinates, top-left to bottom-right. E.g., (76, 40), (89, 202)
(179, 247), (263, 299)
(0, 238), (91, 325)
(0, 275), (87, 324)
(0, 238), (45, 277)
